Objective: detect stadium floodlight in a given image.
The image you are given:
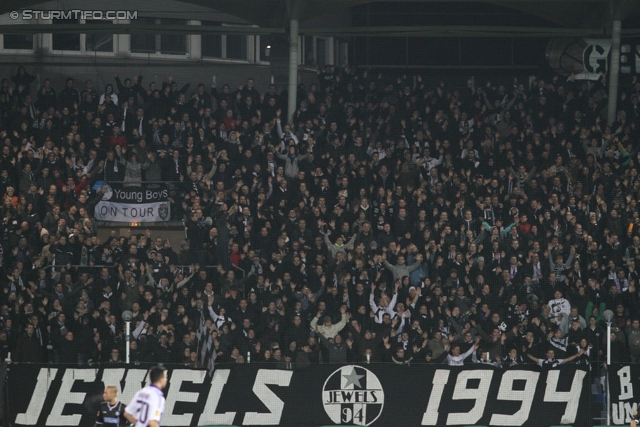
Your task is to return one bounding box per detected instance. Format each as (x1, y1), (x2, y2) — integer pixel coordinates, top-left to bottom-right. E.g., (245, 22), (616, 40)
(603, 310), (614, 323)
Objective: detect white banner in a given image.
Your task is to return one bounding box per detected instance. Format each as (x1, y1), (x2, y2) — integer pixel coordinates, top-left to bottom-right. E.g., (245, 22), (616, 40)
(93, 186), (170, 222)
(94, 200), (170, 222)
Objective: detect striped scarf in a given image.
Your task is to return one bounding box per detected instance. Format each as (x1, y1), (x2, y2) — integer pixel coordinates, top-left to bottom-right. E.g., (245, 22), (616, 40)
(198, 331), (216, 375)
(550, 336), (568, 353)
(196, 308), (216, 375)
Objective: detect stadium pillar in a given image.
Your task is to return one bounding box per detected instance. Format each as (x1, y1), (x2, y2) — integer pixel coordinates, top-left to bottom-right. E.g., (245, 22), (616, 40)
(287, 5), (300, 126)
(604, 310), (614, 427)
(115, 19), (131, 58)
(607, 19), (621, 125)
(187, 20), (202, 60)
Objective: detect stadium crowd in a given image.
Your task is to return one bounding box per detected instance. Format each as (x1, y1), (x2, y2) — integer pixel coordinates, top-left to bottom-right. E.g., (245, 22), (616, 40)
(1, 63), (640, 371)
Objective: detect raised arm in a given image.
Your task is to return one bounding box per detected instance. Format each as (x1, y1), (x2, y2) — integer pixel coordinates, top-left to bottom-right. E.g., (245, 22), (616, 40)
(312, 284), (325, 301)
(334, 313), (348, 332)
(503, 95), (516, 112)
(388, 291), (398, 311)
(526, 166), (537, 181)
(561, 348), (585, 364)
(460, 341), (478, 360)
(344, 233), (357, 250)
(276, 119), (285, 139)
(598, 137), (611, 157)
(323, 232), (333, 248)
(114, 74), (125, 93)
(472, 229), (487, 245)
(310, 315), (319, 330)
(565, 253), (574, 267)
(145, 269), (155, 286)
(175, 272), (193, 289)
(369, 289), (378, 312)
(208, 306), (219, 323)
(132, 320), (146, 339)
(502, 222), (516, 239)
(205, 163), (217, 179)
(407, 259), (422, 273)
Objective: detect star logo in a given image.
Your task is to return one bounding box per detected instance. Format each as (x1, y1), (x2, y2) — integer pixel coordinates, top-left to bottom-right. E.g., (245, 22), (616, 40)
(343, 367), (365, 388)
(322, 365), (384, 425)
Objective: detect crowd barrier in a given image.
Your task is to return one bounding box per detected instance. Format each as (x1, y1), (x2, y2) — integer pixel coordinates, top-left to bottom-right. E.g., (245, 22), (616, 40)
(42, 263), (246, 278)
(4, 363), (594, 427)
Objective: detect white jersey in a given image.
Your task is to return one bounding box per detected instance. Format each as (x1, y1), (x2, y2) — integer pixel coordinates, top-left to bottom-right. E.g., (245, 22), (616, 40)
(446, 345), (476, 366)
(126, 385), (165, 427)
(548, 298), (571, 318)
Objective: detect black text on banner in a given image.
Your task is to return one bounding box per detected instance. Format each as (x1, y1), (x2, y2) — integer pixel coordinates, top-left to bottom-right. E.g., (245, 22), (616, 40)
(93, 186), (170, 222)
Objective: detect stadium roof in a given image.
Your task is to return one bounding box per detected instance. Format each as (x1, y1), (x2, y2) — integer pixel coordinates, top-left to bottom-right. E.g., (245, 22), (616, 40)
(1, 0), (639, 32)
(205, 0), (640, 30)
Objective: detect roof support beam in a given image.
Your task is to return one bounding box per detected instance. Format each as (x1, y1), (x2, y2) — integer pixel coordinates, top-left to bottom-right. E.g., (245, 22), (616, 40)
(287, 0), (305, 126)
(0, 24), (285, 35)
(0, 23), (639, 38)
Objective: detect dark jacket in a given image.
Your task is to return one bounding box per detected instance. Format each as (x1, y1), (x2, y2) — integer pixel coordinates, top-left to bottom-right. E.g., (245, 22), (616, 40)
(14, 332), (44, 363)
(60, 337), (79, 364)
(318, 334), (348, 364)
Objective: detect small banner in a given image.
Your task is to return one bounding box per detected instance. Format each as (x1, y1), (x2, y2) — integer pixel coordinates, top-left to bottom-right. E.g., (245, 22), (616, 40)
(608, 364), (640, 425)
(7, 363), (591, 427)
(94, 186), (170, 222)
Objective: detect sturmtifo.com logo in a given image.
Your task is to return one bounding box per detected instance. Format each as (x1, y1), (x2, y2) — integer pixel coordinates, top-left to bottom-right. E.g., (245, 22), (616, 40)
(322, 365), (384, 426)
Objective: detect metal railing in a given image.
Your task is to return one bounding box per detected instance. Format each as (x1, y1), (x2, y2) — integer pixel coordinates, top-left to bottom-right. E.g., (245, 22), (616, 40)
(231, 264), (246, 277)
(102, 181), (180, 184)
(42, 263), (245, 277)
